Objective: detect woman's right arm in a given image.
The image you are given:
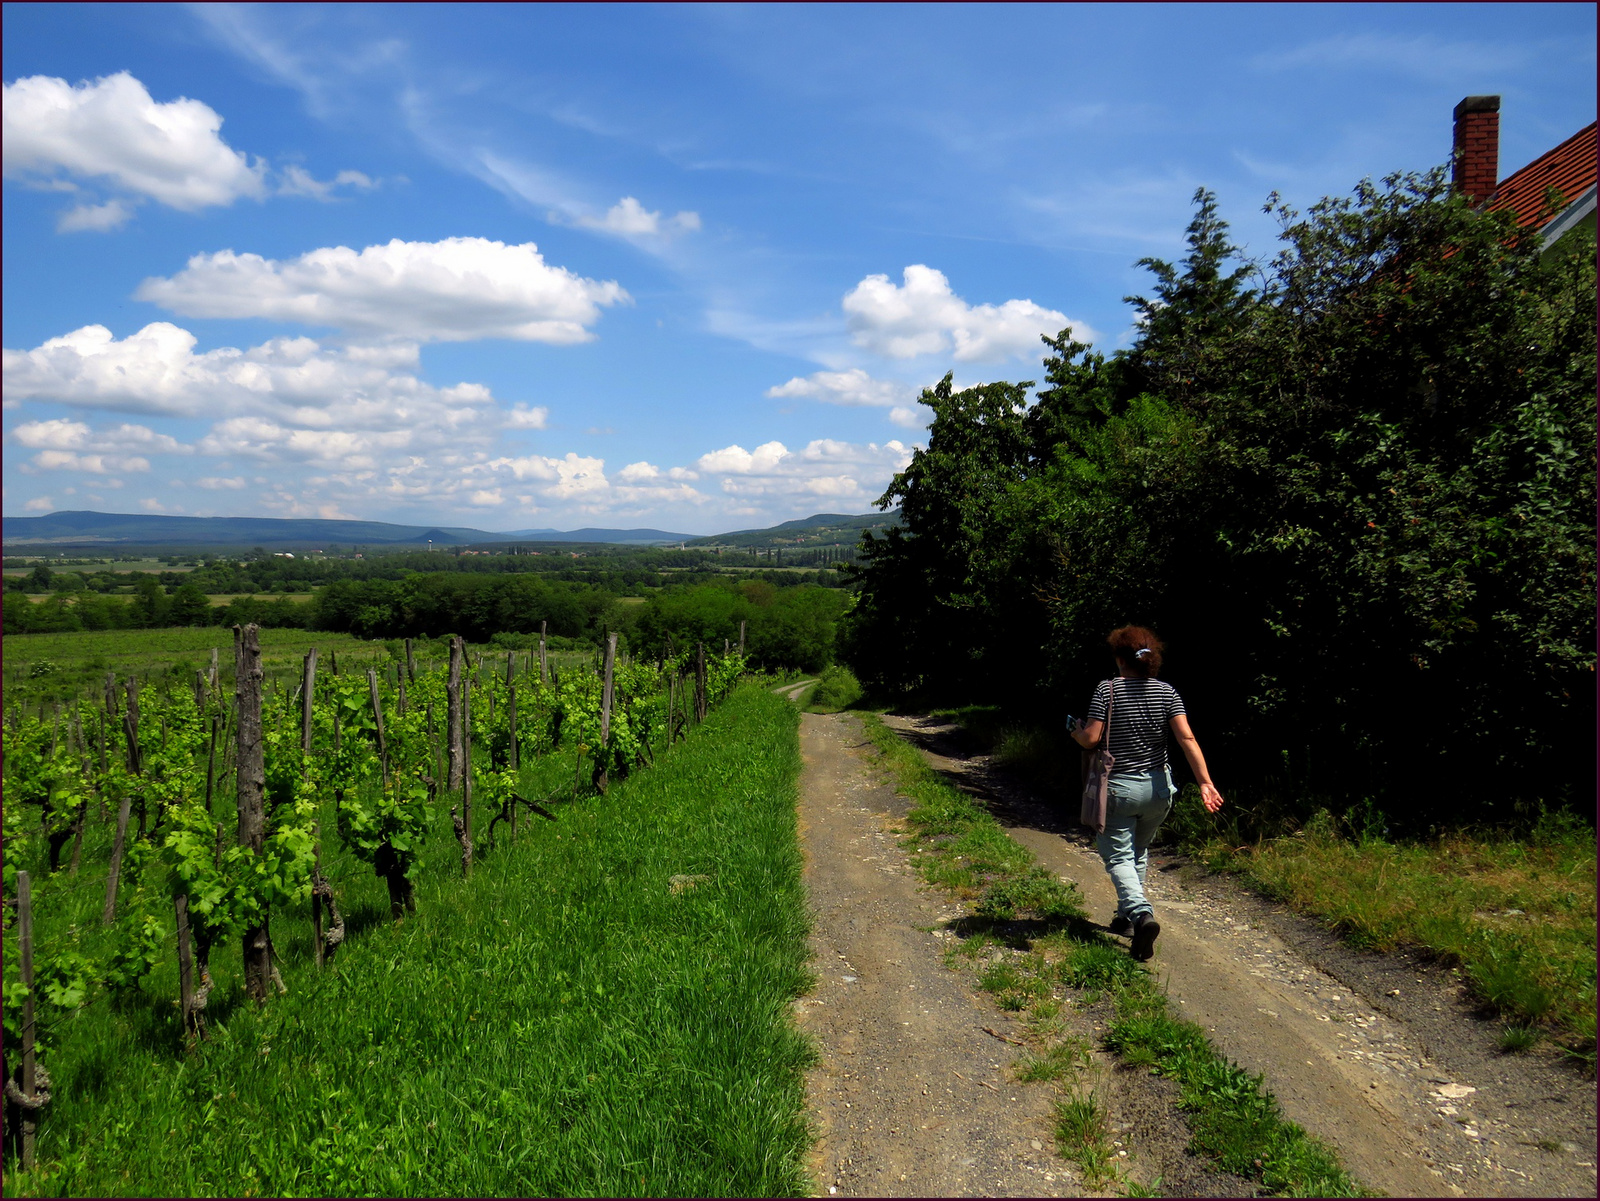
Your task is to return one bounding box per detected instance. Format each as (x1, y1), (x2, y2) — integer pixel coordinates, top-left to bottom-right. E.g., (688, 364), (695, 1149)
(1170, 713), (1224, 813)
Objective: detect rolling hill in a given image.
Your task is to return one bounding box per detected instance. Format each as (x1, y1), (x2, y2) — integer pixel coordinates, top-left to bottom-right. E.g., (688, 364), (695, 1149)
(1, 509), (894, 554)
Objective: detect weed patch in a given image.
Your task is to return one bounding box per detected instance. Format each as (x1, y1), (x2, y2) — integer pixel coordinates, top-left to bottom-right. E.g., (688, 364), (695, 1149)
(1182, 804), (1597, 1065)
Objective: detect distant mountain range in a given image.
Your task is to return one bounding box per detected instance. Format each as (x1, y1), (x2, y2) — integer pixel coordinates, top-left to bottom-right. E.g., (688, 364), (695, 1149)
(1, 509), (896, 552)
(685, 511), (898, 549)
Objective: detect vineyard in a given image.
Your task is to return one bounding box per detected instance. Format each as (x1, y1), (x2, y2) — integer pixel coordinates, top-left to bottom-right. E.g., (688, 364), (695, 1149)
(2, 624), (805, 1195)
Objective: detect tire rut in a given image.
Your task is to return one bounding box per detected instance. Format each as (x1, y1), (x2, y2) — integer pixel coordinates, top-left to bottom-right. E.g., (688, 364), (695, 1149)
(880, 712), (1598, 1199)
(796, 712), (1078, 1197)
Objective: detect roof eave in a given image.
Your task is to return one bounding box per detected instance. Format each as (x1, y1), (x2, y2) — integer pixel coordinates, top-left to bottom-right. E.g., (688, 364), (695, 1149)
(1541, 183), (1598, 249)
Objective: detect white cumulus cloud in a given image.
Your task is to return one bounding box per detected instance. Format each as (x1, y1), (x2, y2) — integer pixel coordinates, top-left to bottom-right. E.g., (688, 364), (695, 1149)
(2, 71), (266, 210)
(504, 405), (549, 430)
(56, 198), (135, 233)
(2, 323), (503, 431)
(842, 264), (1087, 363)
(694, 438), (914, 505)
(766, 367), (912, 408)
(135, 237), (629, 343)
(30, 450), (150, 474)
(10, 417), (191, 475)
(574, 196), (701, 239)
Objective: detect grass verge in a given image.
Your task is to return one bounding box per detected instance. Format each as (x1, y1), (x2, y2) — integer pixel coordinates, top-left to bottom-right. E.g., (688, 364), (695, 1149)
(1170, 806), (1597, 1068)
(857, 712), (1363, 1198)
(933, 706), (1598, 1072)
(10, 683), (814, 1197)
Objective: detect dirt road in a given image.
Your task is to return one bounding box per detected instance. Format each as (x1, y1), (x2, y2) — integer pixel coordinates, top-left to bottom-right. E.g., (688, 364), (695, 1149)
(792, 702), (1597, 1198)
(795, 711), (1074, 1196)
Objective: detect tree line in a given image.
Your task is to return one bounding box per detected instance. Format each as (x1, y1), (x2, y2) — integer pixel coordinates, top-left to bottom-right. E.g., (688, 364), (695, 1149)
(4, 548), (852, 597)
(842, 170), (1596, 831)
(3, 571), (849, 675)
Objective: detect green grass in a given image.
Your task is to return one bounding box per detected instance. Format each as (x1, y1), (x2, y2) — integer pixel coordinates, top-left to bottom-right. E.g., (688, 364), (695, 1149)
(931, 706), (1599, 1072)
(1182, 806), (1597, 1065)
(856, 712), (1363, 1198)
(8, 684), (814, 1197)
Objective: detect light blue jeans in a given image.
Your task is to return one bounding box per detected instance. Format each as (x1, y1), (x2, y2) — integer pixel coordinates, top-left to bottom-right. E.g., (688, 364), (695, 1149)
(1094, 767), (1175, 923)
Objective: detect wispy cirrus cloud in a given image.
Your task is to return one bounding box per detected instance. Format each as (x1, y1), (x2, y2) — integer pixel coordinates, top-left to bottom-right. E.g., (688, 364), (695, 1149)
(1249, 33), (1539, 81)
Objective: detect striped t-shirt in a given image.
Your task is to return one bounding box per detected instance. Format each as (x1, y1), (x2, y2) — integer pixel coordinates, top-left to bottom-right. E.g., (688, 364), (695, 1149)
(1085, 677), (1185, 776)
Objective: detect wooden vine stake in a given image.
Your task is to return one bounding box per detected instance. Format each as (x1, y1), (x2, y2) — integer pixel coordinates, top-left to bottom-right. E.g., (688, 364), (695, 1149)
(101, 792), (133, 925)
(454, 674), (474, 877)
(204, 716), (218, 814)
(175, 893), (203, 1044)
(234, 623), (272, 1004)
(11, 872), (43, 1170)
(447, 636), (465, 793)
(123, 678), (145, 837)
(596, 632), (617, 794)
(301, 648), (318, 763)
(405, 637), (417, 683)
(695, 642), (708, 723)
(739, 619), (746, 654)
(506, 651), (520, 836)
(367, 668), (389, 789)
(538, 620), (548, 685)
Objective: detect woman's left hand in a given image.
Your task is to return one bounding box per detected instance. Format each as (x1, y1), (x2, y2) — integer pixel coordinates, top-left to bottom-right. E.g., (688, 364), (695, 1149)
(1200, 782), (1224, 813)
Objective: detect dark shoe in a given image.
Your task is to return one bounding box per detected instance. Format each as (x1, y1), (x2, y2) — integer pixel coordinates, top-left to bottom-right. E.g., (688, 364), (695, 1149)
(1130, 914), (1161, 961)
(1108, 915), (1132, 937)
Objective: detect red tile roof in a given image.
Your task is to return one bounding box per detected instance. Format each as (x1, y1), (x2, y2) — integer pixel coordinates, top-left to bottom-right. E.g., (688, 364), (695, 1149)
(1486, 121), (1598, 229)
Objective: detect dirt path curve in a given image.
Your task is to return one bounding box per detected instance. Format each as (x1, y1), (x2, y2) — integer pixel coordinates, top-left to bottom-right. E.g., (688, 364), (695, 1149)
(778, 679), (817, 703)
(882, 713), (1598, 1200)
(794, 711), (1079, 1197)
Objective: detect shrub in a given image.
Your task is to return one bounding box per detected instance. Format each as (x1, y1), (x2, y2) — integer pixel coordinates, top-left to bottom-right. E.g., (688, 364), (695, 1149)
(810, 664), (862, 710)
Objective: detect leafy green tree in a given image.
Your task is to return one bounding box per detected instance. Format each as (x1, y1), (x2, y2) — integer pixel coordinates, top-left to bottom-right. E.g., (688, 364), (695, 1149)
(130, 576), (170, 628)
(845, 170), (1596, 828)
(168, 581), (212, 627)
(843, 375), (1037, 697)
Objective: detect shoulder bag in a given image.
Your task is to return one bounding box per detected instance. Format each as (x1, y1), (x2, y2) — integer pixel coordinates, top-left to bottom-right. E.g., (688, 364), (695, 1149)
(1079, 678), (1116, 834)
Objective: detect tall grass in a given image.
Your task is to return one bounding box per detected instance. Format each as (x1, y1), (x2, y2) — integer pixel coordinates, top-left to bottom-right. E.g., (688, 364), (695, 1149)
(10, 684), (814, 1197)
(1181, 804), (1597, 1064)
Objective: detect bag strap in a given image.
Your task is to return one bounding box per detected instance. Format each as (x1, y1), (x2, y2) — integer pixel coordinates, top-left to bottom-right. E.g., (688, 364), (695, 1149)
(1100, 678), (1116, 749)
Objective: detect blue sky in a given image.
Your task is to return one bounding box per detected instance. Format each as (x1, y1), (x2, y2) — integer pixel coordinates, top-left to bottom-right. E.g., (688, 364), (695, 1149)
(4, 3), (1594, 535)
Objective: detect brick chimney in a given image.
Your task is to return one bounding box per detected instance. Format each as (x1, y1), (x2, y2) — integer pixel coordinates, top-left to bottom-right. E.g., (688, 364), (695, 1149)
(1452, 95), (1500, 206)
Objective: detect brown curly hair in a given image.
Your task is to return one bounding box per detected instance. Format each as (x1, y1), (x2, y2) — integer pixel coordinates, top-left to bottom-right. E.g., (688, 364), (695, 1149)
(1108, 625), (1164, 678)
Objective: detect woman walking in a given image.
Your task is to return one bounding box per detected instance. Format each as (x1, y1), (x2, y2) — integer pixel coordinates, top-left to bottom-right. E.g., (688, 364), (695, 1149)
(1069, 626), (1223, 961)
